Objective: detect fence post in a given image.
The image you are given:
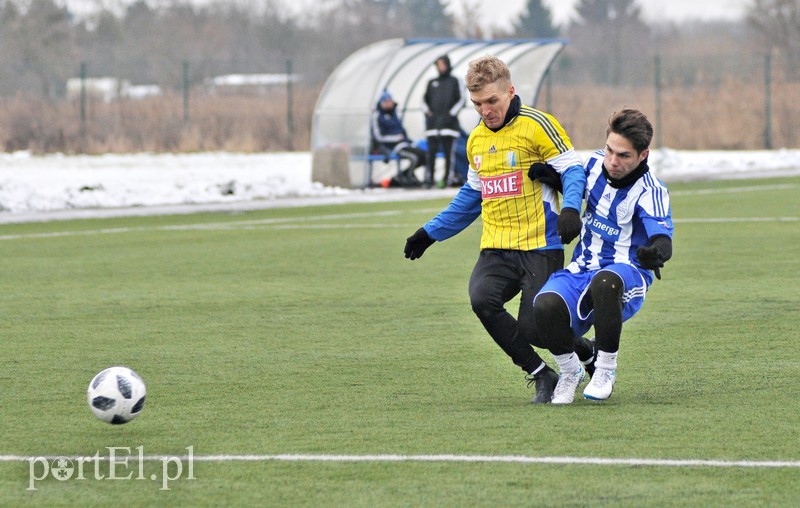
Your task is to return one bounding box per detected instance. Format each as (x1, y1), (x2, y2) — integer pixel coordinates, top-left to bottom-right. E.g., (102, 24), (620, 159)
(764, 52), (772, 150)
(654, 55), (662, 148)
(80, 61), (87, 135)
(183, 60), (190, 123)
(286, 59), (294, 151)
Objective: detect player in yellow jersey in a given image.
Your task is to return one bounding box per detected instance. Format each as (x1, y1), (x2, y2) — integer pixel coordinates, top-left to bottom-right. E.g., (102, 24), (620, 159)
(404, 56), (594, 404)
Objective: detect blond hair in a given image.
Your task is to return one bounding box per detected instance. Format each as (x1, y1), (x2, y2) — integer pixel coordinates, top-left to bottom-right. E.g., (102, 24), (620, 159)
(465, 56), (511, 92)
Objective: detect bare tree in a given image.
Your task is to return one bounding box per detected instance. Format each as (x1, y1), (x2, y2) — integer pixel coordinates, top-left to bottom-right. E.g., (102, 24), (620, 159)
(451, 0), (484, 39)
(565, 0), (652, 86)
(748, 0), (800, 77)
(1, 0), (76, 97)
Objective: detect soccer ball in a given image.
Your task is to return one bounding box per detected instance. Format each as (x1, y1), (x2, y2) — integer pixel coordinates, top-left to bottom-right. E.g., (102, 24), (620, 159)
(87, 366), (146, 424)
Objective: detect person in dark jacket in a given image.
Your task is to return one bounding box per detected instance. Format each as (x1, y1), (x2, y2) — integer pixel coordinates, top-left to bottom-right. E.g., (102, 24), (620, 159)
(371, 90), (426, 186)
(422, 54), (465, 188)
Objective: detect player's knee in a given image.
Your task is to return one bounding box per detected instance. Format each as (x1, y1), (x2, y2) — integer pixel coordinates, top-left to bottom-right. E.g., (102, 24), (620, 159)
(469, 287), (501, 318)
(589, 272), (624, 303)
(532, 292), (564, 325)
(469, 293), (494, 317)
(532, 293), (572, 351)
(533, 293), (572, 339)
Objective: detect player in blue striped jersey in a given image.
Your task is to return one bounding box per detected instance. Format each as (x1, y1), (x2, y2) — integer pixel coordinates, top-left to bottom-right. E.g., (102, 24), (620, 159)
(532, 108), (673, 404)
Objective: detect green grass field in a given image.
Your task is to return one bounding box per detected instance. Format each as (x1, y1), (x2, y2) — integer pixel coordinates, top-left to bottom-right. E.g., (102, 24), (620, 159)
(1, 176), (799, 506)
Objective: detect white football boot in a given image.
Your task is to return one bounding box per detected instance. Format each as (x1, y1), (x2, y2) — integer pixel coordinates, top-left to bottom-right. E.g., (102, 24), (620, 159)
(583, 368), (616, 400)
(551, 364), (587, 405)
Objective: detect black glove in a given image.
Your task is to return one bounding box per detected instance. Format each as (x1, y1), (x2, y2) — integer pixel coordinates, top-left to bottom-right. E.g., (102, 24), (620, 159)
(636, 245), (664, 280)
(528, 162), (562, 192)
(636, 236), (672, 280)
(557, 208), (581, 244)
(404, 228), (435, 260)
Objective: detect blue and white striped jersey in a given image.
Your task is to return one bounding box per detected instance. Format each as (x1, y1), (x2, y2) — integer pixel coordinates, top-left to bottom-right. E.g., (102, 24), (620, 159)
(566, 150), (673, 284)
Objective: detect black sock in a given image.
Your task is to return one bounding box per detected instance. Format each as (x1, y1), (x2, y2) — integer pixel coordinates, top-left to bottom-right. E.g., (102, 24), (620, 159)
(575, 337), (595, 363)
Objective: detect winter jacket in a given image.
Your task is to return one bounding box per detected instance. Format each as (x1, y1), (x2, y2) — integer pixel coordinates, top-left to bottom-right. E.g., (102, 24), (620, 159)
(422, 55), (464, 137)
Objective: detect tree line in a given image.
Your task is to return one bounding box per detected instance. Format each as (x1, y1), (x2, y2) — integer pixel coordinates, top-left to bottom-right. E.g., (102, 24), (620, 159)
(1, 0), (797, 98)
(0, 0), (798, 153)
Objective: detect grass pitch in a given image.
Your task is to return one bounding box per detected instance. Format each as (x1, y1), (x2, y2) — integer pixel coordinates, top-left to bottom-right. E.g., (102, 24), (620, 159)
(1, 176), (799, 506)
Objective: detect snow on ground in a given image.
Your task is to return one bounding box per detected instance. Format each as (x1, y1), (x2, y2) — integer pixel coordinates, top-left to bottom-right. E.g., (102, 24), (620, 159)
(1, 148), (799, 224)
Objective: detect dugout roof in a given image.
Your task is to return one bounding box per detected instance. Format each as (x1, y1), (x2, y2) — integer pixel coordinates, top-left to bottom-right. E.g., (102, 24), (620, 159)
(311, 38), (566, 187)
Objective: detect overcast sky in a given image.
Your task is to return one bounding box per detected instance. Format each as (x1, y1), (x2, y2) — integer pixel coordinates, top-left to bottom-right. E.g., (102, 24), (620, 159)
(272, 0), (753, 35)
(64, 0), (752, 29)
(448, 0), (751, 29)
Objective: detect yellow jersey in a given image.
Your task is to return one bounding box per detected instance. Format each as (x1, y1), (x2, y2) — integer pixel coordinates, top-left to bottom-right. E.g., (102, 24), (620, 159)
(467, 103), (574, 250)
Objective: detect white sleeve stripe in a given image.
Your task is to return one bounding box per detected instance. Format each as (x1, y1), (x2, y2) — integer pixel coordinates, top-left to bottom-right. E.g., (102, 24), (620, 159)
(643, 172), (668, 217)
(547, 149), (583, 173)
(467, 167), (481, 191)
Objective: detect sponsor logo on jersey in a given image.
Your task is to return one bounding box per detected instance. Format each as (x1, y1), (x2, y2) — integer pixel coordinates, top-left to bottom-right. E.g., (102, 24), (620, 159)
(473, 155), (482, 170)
(587, 213), (621, 241)
(602, 192), (612, 201)
(507, 151), (517, 167)
(480, 171), (523, 199)
(488, 145), (497, 154)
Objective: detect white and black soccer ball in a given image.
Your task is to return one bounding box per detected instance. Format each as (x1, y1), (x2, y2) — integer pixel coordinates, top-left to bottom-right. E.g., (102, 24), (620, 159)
(87, 366), (146, 424)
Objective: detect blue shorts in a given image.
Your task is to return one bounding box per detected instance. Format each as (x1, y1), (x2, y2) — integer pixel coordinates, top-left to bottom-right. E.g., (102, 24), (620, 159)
(535, 264), (649, 338)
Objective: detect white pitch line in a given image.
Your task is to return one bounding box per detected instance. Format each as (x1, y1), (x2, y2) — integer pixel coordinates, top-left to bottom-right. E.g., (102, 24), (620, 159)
(0, 210), (414, 241)
(674, 217), (799, 223)
(2, 454), (800, 468)
(271, 223), (414, 229)
(2, 216), (797, 241)
(1, 193), (797, 241)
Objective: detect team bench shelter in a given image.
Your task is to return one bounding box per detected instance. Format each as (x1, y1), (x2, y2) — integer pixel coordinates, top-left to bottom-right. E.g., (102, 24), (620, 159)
(310, 38), (566, 189)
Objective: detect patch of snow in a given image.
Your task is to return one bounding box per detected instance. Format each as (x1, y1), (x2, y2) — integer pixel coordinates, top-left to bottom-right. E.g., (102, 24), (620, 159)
(0, 149), (798, 223)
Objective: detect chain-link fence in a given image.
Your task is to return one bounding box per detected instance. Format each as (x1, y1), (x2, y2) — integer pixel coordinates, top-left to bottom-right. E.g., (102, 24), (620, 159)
(1, 49), (798, 154)
(543, 50), (797, 151)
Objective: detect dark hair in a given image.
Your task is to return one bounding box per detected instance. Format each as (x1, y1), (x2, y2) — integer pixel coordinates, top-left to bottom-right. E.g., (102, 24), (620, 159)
(606, 109), (653, 153)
